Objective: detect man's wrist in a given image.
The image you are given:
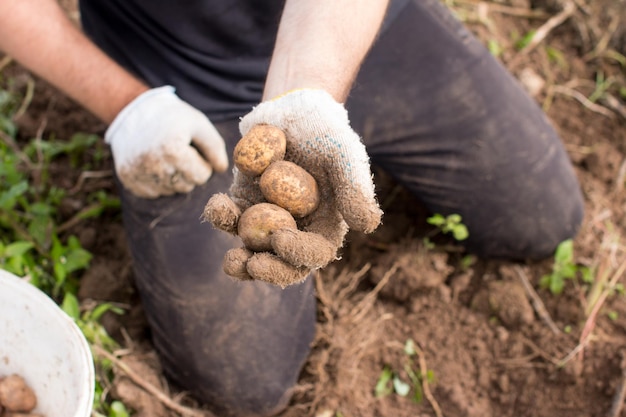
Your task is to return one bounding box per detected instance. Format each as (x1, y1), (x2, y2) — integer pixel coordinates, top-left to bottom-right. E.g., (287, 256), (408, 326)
(102, 83), (151, 124)
(105, 86), (175, 144)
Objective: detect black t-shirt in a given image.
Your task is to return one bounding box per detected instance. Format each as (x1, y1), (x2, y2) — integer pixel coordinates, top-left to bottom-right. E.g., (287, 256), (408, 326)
(80, 0), (285, 120)
(79, 0), (407, 121)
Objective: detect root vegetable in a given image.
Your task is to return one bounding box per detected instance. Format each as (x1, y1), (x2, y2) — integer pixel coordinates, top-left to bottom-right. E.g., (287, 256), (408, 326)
(233, 124), (287, 177)
(0, 375), (37, 413)
(259, 160), (320, 218)
(237, 203), (297, 252)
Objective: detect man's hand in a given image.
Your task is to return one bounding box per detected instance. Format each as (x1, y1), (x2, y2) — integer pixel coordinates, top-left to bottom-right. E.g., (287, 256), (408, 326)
(106, 86), (229, 198)
(204, 89), (382, 287)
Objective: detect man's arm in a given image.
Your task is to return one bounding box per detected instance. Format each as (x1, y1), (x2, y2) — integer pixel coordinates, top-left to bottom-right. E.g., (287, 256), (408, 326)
(263, 0), (391, 102)
(0, 0), (148, 123)
(0, 0), (228, 198)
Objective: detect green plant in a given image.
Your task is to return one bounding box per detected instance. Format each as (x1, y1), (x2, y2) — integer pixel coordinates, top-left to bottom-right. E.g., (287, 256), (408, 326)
(426, 213), (469, 241)
(545, 46), (568, 69)
(588, 71), (617, 103)
(0, 87), (118, 297)
(539, 239), (591, 295)
(514, 29), (536, 50)
(62, 293), (131, 417)
(375, 339), (436, 403)
(487, 39), (503, 57)
(0, 76), (126, 417)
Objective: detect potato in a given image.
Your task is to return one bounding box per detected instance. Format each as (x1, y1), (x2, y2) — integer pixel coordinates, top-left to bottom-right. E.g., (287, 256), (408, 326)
(0, 375), (37, 412)
(233, 124), (287, 177)
(238, 203), (297, 252)
(259, 160), (320, 218)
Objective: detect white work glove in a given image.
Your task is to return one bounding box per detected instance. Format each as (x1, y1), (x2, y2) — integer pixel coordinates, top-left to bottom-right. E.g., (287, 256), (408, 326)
(105, 86), (229, 198)
(204, 89), (382, 287)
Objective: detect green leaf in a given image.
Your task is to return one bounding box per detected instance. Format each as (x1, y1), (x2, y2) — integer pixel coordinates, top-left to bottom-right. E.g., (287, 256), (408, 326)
(375, 367), (393, 398)
(393, 376), (411, 397)
(447, 214), (462, 225)
(549, 275), (564, 295)
(546, 46), (567, 68)
(90, 303), (124, 322)
(554, 240), (574, 265)
(404, 339), (416, 356)
(488, 39), (502, 57)
(580, 266), (594, 284)
(559, 263), (577, 279)
(425, 369), (436, 384)
(452, 224), (469, 241)
(61, 292), (81, 320)
(109, 400), (130, 417)
(63, 246), (92, 275)
(516, 30), (536, 50)
(426, 214), (446, 226)
(4, 241), (34, 257)
(0, 180), (28, 209)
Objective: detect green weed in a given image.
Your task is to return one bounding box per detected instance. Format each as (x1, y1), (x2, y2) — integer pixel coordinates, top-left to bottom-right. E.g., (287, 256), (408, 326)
(375, 339), (436, 404)
(426, 213), (469, 242)
(0, 76), (125, 416)
(514, 29), (536, 50)
(540, 239), (592, 295)
(488, 39), (503, 57)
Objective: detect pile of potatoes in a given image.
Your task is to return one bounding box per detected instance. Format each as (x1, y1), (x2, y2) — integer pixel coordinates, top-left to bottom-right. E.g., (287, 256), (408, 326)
(231, 124), (320, 252)
(0, 374), (42, 417)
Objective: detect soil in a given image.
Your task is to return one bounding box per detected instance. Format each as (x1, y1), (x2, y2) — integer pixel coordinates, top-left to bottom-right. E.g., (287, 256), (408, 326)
(3, 1), (626, 416)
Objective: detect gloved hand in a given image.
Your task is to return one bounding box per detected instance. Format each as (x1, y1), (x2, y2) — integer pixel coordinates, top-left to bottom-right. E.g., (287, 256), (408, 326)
(204, 89), (382, 288)
(105, 86), (229, 198)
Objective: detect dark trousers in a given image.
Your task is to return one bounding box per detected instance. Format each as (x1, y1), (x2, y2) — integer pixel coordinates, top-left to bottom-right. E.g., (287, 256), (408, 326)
(94, 0), (584, 415)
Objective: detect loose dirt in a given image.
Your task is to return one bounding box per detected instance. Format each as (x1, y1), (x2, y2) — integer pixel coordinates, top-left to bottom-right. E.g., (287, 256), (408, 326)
(4, 0), (626, 416)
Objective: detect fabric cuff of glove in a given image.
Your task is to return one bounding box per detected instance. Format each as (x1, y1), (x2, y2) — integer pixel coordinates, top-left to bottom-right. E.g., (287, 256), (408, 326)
(105, 85), (176, 144)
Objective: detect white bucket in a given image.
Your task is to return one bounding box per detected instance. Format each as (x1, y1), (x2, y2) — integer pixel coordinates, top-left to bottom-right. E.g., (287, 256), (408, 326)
(0, 269), (94, 417)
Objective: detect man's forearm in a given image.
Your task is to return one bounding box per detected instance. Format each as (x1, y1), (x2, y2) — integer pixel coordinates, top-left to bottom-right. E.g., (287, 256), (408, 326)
(264, 0), (391, 103)
(0, 0), (148, 123)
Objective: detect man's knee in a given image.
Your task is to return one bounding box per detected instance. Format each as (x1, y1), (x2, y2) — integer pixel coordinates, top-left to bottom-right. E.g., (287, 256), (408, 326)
(147, 278), (317, 417)
(465, 186), (585, 260)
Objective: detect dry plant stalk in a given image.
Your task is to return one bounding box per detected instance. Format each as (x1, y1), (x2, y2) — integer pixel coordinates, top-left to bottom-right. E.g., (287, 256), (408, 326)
(514, 265), (561, 335)
(414, 342), (444, 417)
(92, 346), (212, 417)
(560, 224), (626, 365)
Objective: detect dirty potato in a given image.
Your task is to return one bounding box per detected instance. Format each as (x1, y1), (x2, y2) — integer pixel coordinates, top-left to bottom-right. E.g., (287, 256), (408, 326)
(238, 203), (297, 252)
(233, 124), (287, 177)
(259, 160), (320, 218)
(0, 374), (37, 413)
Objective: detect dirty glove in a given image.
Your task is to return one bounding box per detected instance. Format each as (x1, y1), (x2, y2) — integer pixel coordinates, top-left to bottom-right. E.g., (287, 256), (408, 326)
(106, 86), (229, 198)
(205, 89), (382, 287)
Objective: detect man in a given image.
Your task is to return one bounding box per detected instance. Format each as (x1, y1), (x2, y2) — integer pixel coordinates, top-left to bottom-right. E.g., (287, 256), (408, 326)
(0, 0), (584, 415)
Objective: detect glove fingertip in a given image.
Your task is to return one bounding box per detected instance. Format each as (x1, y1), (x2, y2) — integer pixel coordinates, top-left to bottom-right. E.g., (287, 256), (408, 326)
(223, 247), (254, 281)
(210, 147), (230, 173)
(340, 197), (383, 234)
(202, 193), (241, 235)
(214, 157), (229, 173)
(272, 228), (337, 269)
(246, 253), (310, 288)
